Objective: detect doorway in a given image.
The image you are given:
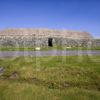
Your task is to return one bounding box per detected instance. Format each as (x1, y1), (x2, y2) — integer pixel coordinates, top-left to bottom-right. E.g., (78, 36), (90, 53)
(48, 38), (53, 47)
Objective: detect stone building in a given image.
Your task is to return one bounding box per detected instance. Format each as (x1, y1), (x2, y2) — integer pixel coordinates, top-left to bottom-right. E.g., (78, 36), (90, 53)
(0, 28), (98, 48)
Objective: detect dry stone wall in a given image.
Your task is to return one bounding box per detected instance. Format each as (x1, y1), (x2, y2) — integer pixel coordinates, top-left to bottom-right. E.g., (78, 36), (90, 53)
(0, 28), (99, 48)
(0, 36), (95, 47)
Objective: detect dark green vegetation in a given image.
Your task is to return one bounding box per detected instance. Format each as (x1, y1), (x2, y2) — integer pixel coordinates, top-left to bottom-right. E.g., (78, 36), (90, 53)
(0, 56), (100, 100)
(0, 46), (100, 51)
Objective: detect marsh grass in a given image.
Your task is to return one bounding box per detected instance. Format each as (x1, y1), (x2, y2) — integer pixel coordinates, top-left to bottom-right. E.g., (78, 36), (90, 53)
(0, 55), (100, 100)
(0, 46), (100, 51)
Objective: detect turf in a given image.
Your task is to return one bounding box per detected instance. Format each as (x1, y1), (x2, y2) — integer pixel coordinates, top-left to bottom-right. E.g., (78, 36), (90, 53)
(0, 55), (100, 100)
(0, 46), (100, 51)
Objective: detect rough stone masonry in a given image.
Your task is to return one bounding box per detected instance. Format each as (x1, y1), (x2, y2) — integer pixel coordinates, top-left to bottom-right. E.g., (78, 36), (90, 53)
(0, 28), (99, 48)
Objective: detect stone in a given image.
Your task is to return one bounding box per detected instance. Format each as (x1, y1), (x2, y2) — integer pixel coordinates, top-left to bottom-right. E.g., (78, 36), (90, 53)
(0, 67), (5, 75)
(35, 47), (41, 50)
(9, 71), (19, 79)
(0, 28), (99, 47)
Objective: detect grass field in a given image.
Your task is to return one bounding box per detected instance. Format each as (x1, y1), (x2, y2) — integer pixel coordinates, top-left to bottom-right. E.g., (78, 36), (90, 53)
(0, 55), (100, 100)
(0, 46), (100, 51)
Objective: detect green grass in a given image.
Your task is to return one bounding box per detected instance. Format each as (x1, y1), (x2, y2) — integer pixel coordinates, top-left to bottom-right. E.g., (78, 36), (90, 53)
(0, 46), (100, 51)
(0, 47), (35, 51)
(0, 55), (100, 100)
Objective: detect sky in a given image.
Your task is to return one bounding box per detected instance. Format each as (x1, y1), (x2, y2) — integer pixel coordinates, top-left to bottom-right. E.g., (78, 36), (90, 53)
(0, 0), (100, 38)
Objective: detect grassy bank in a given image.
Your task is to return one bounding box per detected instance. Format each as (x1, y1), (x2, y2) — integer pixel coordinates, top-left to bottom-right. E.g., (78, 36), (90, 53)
(0, 56), (100, 100)
(0, 46), (100, 51)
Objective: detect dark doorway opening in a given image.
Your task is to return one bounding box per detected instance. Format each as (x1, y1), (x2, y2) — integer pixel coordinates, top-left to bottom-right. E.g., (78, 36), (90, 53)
(48, 38), (53, 47)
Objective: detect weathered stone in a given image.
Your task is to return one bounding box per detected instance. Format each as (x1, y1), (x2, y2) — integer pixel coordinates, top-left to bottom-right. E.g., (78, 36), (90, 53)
(0, 67), (5, 75)
(0, 28), (99, 47)
(9, 71), (19, 79)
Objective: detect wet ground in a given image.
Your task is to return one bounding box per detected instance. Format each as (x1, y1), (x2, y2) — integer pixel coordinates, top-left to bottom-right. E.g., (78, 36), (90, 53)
(0, 50), (100, 57)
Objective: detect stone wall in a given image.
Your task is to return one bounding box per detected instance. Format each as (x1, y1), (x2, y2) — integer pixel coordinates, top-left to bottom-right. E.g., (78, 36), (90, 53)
(0, 28), (96, 48)
(0, 36), (98, 48)
(92, 39), (100, 47)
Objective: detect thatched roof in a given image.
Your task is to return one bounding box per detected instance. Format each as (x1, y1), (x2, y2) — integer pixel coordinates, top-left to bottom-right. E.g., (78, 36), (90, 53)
(0, 28), (93, 39)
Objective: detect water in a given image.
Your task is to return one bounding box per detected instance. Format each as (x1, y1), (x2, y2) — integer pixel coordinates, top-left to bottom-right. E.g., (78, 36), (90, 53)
(0, 50), (100, 57)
